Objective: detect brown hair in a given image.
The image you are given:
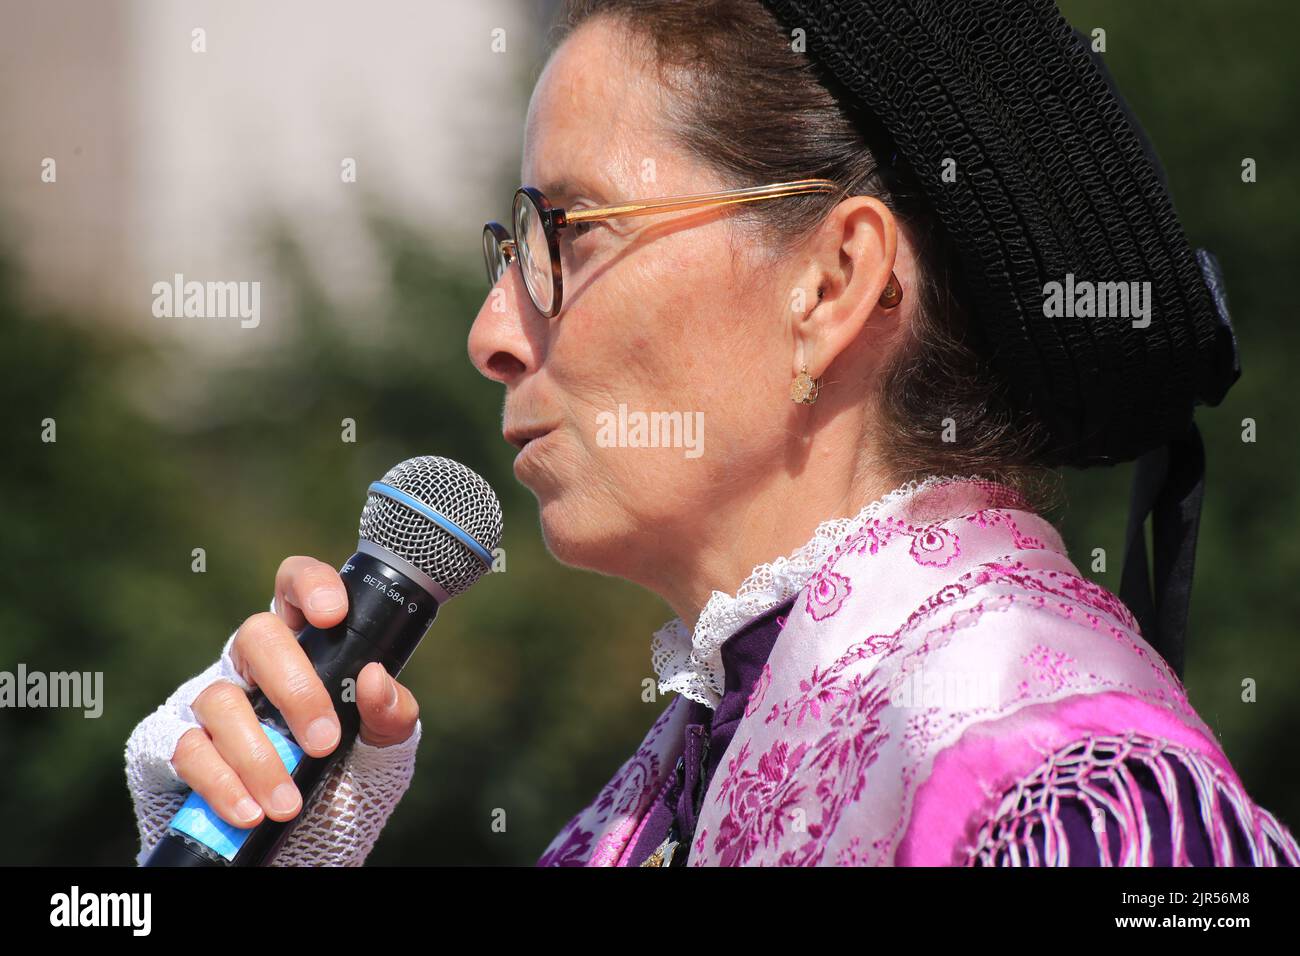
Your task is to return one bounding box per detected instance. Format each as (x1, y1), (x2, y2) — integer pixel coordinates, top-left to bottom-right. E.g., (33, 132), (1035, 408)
(552, 0), (1063, 514)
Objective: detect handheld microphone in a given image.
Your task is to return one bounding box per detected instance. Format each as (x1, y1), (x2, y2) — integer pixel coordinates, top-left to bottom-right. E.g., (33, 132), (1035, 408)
(143, 455), (503, 866)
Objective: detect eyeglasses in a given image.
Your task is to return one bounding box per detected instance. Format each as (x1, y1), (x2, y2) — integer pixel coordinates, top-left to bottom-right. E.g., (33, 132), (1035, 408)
(482, 177), (903, 318)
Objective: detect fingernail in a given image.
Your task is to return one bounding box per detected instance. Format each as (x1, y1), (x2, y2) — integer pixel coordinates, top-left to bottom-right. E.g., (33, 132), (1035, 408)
(271, 783), (301, 815)
(387, 674), (398, 707)
(235, 796), (261, 823)
(306, 715), (340, 751)
(308, 588), (345, 612)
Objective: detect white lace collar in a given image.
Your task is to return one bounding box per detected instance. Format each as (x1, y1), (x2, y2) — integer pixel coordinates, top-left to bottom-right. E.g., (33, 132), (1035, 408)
(650, 473), (984, 709)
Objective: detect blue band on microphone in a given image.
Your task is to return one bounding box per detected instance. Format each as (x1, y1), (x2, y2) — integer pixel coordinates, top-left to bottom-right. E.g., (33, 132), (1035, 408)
(367, 481), (494, 568)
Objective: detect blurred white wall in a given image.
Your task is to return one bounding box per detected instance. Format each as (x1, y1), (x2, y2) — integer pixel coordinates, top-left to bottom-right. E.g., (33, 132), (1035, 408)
(0, 0), (553, 349)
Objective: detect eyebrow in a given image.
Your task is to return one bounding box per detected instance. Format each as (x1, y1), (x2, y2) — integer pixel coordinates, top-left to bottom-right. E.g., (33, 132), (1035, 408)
(536, 178), (603, 205)
(538, 179), (572, 198)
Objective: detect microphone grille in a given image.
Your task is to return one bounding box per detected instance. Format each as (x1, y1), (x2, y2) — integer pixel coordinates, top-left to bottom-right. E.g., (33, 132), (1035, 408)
(358, 455), (503, 597)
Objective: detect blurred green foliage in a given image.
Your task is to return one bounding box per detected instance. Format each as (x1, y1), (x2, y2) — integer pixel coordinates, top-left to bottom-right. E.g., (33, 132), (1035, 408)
(0, 1), (1295, 865)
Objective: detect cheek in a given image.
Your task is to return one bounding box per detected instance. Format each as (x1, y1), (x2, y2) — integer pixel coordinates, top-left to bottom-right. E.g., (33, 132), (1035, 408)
(554, 254), (699, 408)
(549, 230), (781, 489)
(622, 240), (757, 384)
(649, 251), (782, 428)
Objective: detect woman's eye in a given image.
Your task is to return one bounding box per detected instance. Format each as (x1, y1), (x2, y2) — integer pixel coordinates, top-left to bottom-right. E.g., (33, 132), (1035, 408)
(562, 221), (596, 262)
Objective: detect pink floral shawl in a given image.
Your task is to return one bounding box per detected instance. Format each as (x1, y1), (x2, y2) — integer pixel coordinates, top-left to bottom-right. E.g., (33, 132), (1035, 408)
(538, 477), (1299, 866)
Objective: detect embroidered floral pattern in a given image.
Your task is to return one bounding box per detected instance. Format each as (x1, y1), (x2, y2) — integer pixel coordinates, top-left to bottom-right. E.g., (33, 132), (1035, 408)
(1022, 643), (1080, 693)
(711, 738), (811, 865)
(767, 662), (848, 729)
(745, 663), (773, 719)
(910, 524), (961, 567)
(713, 675), (892, 866)
(806, 569), (852, 620)
(536, 822), (593, 867)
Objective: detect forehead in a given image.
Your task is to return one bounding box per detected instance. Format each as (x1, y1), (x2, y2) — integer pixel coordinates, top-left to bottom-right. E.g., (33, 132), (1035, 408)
(522, 19), (666, 201)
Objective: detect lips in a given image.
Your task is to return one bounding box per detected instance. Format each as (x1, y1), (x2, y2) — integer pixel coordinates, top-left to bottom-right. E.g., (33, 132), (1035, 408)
(509, 426), (555, 476)
(503, 425), (554, 450)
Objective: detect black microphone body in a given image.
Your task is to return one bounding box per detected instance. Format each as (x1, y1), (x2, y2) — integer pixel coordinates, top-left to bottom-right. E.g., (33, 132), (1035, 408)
(144, 548), (440, 866)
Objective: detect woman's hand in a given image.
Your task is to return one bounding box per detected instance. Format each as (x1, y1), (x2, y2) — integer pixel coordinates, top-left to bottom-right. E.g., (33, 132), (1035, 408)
(169, 556), (421, 829)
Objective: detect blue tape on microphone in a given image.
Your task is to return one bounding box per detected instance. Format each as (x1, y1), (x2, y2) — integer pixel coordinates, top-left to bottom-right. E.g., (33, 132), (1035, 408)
(168, 722), (304, 862)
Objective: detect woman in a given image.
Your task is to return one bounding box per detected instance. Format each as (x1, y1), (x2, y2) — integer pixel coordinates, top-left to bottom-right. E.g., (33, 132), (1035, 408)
(125, 0), (1298, 866)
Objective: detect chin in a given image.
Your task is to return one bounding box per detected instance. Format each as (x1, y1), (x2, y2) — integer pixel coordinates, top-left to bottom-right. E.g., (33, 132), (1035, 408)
(535, 493), (640, 577)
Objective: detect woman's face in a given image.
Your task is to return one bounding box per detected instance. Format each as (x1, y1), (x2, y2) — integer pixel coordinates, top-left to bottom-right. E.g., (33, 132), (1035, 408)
(468, 18), (807, 584)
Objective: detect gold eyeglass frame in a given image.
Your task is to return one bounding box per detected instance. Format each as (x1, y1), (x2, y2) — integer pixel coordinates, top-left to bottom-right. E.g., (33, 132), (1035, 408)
(483, 177), (903, 318)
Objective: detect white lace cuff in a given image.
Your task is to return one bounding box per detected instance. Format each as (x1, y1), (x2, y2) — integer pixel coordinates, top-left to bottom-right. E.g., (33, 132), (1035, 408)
(269, 717), (423, 866)
(125, 606), (260, 797)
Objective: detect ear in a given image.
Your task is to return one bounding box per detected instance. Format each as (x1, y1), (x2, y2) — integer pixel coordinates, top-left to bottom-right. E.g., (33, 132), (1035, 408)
(790, 195), (900, 378)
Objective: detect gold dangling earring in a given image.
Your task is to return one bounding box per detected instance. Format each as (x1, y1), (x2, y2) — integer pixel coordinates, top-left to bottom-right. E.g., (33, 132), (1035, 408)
(790, 364), (820, 405)
(793, 289), (824, 405)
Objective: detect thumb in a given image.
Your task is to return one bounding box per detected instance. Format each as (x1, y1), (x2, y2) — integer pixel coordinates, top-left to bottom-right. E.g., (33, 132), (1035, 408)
(355, 662), (419, 748)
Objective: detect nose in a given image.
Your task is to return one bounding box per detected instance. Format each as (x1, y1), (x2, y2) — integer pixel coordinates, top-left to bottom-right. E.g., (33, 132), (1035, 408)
(468, 266), (541, 385)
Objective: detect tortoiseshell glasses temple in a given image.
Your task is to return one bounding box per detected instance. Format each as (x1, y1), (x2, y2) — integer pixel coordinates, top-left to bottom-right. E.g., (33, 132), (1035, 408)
(482, 177), (903, 317)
